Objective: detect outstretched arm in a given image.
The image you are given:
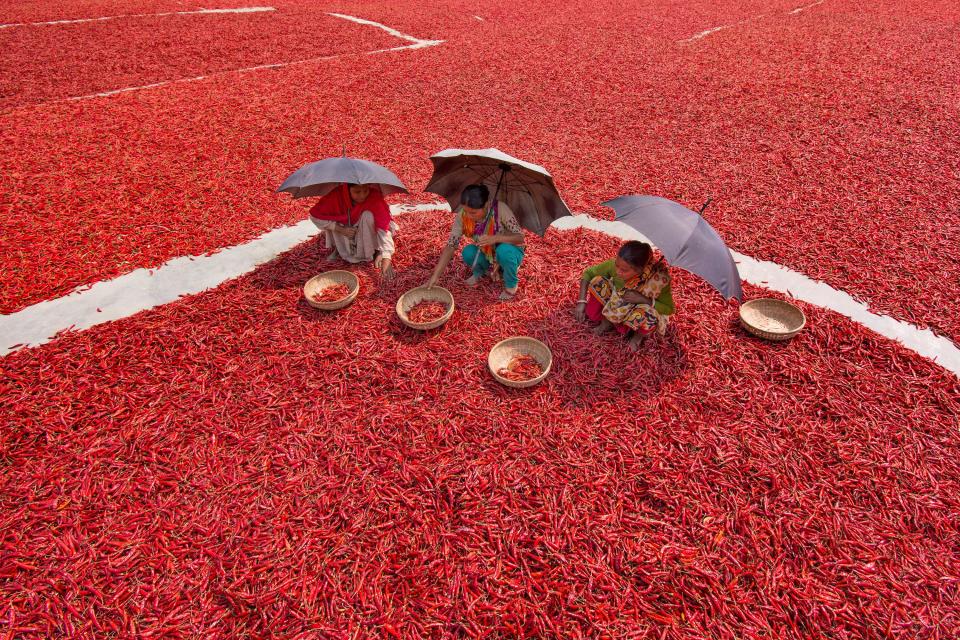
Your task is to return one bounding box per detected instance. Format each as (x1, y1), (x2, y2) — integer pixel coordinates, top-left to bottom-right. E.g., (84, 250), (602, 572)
(575, 279), (590, 322)
(427, 244), (457, 288)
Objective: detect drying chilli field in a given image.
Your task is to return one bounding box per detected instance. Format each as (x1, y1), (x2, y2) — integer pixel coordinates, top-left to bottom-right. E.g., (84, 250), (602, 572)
(2, 0), (960, 637)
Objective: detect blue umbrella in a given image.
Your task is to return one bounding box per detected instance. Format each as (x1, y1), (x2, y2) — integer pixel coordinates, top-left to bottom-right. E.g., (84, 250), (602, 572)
(602, 195), (743, 301)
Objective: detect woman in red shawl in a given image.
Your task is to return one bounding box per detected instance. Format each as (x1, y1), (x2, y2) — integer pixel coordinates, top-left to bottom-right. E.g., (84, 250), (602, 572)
(309, 183), (396, 279)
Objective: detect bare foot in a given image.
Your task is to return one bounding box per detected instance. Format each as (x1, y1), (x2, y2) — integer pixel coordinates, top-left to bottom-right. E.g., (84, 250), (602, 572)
(326, 249), (341, 262)
(499, 286), (517, 301)
(465, 275), (481, 287)
(593, 320), (613, 336)
(628, 332), (648, 351)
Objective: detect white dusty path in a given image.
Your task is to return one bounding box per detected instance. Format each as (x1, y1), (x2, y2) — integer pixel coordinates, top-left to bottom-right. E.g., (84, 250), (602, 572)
(0, 7), (276, 29)
(61, 13), (443, 101)
(2, 206), (959, 379)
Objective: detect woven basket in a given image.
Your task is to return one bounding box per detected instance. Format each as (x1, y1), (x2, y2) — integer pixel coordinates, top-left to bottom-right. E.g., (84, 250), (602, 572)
(303, 270), (359, 311)
(739, 298), (806, 341)
(488, 336), (553, 389)
(396, 286), (455, 330)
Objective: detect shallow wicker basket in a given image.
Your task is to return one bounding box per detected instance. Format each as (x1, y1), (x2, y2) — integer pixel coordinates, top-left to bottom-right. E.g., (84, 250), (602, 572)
(739, 298), (806, 341)
(396, 286), (455, 330)
(303, 270), (359, 311)
(488, 336), (553, 389)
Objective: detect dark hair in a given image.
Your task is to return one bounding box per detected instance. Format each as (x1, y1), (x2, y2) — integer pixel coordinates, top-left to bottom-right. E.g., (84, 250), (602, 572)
(618, 241), (652, 271)
(461, 184), (490, 209)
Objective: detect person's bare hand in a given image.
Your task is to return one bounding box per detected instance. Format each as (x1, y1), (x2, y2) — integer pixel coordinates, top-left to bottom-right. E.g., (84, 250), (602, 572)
(378, 259), (395, 282)
(621, 290), (647, 304)
(476, 235), (497, 247)
(336, 224), (357, 239)
(574, 302), (587, 322)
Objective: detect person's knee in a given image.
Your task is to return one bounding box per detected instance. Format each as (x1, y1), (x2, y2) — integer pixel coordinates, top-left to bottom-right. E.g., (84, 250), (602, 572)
(462, 244), (478, 262)
(495, 243), (521, 265)
(358, 210), (374, 226)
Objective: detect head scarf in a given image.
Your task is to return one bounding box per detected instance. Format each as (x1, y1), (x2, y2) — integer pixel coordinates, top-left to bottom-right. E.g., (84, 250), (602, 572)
(308, 184), (392, 231)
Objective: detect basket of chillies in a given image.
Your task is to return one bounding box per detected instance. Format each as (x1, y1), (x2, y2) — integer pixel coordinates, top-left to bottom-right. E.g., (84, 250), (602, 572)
(488, 336), (552, 388)
(396, 286), (455, 330)
(303, 270), (359, 311)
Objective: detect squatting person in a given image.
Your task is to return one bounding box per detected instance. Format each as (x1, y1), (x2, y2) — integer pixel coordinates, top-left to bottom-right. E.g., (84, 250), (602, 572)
(575, 240), (675, 350)
(309, 183), (396, 280)
(426, 184), (525, 300)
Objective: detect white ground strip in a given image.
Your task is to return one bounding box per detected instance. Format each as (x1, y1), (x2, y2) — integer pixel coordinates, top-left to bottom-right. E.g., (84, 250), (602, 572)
(553, 215), (960, 377)
(0, 7), (275, 29)
(2, 207), (959, 378)
(681, 25), (729, 42)
(63, 14), (443, 102)
(789, 0), (826, 15)
(0, 204), (444, 356)
(678, 0), (827, 43)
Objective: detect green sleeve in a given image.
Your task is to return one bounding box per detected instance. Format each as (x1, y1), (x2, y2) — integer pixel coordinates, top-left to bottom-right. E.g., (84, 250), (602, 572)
(654, 282), (675, 316)
(582, 259), (617, 282)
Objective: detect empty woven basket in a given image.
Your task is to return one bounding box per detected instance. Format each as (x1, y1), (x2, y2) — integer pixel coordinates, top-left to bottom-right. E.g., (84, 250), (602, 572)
(739, 298), (806, 341)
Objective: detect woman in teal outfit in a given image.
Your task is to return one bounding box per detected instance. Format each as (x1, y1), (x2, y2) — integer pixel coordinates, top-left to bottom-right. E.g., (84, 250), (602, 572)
(426, 184), (525, 300)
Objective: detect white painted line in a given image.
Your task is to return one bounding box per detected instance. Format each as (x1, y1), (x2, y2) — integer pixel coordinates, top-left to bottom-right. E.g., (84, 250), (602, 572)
(62, 13), (443, 102)
(551, 214), (960, 378)
(0, 203), (447, 356)
(789, 0), (825, 15)
(473, 16), (485, 21)
(0, 6), (275, 29)
(678, 25), (730, 42)
(5, 205), (957, 380)
(678, 1), (828, 43)
(326, 12), (429, 45)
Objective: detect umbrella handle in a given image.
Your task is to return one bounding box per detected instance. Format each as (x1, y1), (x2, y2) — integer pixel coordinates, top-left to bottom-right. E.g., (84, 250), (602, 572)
(470, 165), (510, 270)
(698, 197), (713, 215)
(470, 243), (481, 270)
(343, 183), (352, 227)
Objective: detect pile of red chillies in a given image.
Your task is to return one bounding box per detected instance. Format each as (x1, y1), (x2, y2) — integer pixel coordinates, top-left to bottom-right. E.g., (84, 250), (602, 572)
(406, 300), (448, 323)
(497, 354), (544, 381)
(311, 283), (351, 303)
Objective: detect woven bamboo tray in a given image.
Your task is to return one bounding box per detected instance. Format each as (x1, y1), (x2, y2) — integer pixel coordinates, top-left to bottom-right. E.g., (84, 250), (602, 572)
(396, 286), (455, 330)
(303, 270), (359, 311)
(739, 298), (806, 341)
(488, 336), (553, 389)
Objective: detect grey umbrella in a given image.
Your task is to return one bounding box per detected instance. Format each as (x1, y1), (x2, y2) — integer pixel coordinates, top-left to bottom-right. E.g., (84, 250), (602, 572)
(425, 148), (571, 236)
(602, 195), (743, 301)
(277, 156), (408, 200)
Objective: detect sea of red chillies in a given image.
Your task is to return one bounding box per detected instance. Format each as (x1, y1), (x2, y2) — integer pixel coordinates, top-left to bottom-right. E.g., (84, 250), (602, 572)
(0, 9), (397, 108)
(3, 0), (960, 636)
(3, 212), (960, 637)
